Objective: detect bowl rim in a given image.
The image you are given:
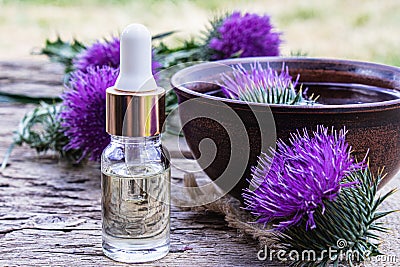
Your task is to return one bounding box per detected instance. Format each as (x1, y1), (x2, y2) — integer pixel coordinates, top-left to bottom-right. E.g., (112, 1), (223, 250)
(171, 57), (400, 111)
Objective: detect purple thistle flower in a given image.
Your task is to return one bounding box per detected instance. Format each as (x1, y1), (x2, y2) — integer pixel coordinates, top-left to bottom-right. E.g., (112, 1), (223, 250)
(219, 62), (313, 105)
(73, 37), (120, 71)
(60, 66), (119, 162)
(73, 37), (161, 73)
(243, 126), (364, 231)
(209, 12), (281, 60)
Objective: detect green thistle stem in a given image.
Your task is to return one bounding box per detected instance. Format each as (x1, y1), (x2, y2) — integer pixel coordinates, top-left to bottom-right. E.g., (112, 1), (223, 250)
(274, 168), (397, 266)
(5, 102), (82, 168)
(1, 143), (14, 171)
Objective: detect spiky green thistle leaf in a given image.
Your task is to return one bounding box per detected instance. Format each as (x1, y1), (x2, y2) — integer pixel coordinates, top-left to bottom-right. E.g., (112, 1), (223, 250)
(153, 13), (229, 68)
(152, 31), (177, 41)
(274, 168), (397, 266)
(13, 102), (82, 163)
(38, 36), (86, 73)
(153, 38), (204, 68)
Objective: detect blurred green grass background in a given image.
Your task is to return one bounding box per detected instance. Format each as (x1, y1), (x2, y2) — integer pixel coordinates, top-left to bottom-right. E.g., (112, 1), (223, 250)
(0, 0), (399, 66)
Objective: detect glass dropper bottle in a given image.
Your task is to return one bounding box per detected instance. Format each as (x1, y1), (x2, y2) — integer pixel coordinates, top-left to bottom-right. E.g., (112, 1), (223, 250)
(101, 23), (170, 263)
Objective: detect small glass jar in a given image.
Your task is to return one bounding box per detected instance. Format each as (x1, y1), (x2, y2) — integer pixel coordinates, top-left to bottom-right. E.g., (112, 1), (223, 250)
(101, 134), (170, 263)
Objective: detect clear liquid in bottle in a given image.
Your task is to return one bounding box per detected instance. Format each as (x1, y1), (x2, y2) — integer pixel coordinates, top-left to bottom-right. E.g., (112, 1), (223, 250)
(102, 162), (170, 263)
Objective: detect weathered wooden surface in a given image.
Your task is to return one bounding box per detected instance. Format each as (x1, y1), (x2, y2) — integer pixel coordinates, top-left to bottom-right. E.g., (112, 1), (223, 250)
(0, 61), (399, 267)
(0, 60), (64, 99)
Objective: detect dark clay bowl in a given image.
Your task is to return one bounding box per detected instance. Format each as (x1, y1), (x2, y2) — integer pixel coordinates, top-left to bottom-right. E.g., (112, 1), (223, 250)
(171, 57), (400, 200)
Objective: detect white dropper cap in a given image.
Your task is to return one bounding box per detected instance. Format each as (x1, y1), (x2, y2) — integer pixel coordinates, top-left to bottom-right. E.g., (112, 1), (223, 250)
(114, 23), (157, 92)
